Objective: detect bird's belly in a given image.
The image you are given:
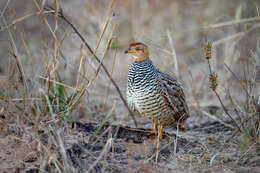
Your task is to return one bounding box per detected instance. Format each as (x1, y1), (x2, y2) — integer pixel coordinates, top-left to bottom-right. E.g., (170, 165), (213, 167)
(133, 88), (175, 123)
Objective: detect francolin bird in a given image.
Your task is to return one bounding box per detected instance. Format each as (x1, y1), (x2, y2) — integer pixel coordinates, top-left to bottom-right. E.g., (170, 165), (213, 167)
(125, 42), (189, 139)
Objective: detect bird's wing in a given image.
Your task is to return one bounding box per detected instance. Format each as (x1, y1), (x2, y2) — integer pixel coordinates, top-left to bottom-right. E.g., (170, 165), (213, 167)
(157, 70), (189, 121)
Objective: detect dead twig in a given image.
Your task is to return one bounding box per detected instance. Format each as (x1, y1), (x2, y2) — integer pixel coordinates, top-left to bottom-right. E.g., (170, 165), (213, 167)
(44, 6), (137, 127)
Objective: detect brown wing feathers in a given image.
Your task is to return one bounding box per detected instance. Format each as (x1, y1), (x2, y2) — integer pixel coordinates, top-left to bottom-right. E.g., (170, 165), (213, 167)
(158, 71), (189, 121)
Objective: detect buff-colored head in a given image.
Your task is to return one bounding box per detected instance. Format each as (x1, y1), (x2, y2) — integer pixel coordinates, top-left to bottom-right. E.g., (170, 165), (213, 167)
(124, 42), (150, 62)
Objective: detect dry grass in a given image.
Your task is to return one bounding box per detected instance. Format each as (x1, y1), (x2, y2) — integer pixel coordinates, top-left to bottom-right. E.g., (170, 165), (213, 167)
(0, 0), (260, 172)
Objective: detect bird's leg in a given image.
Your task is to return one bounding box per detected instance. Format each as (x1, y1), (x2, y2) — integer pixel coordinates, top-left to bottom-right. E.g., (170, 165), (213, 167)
(157, 125), (164, 139)
(148, 122), (158, 136)
(153, 123), (158, 133)
(155, 125), (164, 162)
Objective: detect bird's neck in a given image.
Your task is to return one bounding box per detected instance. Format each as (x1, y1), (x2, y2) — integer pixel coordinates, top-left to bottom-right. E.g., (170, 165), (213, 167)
(133, 59), (152, 65)
(128, 60), (155, 85)
(133, 55), (150, 62)
(131, 60), (154, 73)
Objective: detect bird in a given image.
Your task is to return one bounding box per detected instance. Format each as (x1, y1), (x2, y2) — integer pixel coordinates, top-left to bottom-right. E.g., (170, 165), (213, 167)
(125, 42), (189, 139)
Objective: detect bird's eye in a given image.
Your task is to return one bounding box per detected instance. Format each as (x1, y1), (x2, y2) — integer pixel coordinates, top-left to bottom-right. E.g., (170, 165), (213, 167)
(135, 47), (141, 51)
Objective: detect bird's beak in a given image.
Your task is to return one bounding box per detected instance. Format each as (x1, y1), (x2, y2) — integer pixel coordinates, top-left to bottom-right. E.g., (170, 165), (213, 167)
(124, 48), (135, 54)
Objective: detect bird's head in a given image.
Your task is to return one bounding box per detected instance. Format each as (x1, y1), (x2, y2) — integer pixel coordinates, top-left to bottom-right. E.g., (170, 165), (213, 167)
(124, 42), (150, 62)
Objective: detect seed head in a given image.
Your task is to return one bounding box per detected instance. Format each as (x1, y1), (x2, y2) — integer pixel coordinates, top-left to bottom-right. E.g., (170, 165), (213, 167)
(204, 41), (212, 60)
(208, 72), (218, 91)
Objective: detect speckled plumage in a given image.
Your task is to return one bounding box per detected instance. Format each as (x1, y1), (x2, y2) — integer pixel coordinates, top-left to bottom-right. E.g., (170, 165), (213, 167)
(125, 43), (189, 131)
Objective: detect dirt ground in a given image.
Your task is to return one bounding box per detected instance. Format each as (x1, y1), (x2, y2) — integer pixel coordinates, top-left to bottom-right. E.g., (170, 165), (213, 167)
(0, 120), (259, 173)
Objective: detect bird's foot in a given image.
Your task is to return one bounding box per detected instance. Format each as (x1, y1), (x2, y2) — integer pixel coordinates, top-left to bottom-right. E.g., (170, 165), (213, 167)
(147, 129), (158, 136)
(147, 123), (158, 138)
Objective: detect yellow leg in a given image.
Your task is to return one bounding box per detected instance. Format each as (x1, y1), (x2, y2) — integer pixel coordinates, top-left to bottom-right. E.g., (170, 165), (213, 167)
(148, 122), (158, 136)
(153, 123), (158, 133)
(155, 125), (164, 162)
(157, 125), (164, 139)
